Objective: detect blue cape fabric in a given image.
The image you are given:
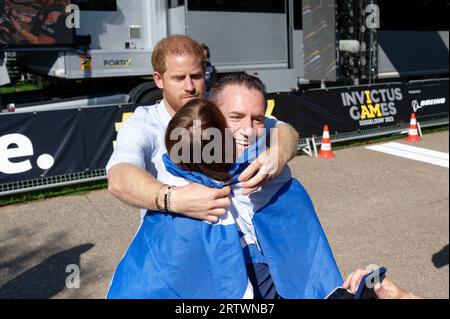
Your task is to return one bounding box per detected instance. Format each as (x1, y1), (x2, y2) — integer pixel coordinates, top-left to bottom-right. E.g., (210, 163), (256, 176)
(107, 138), (343, 299)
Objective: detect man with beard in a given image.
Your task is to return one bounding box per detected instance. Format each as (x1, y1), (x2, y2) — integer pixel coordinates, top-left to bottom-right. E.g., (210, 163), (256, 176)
(107, 35), (300, 223)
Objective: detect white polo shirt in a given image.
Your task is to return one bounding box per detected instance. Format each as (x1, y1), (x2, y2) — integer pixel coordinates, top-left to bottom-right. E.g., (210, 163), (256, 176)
(107, 101), (185, 218)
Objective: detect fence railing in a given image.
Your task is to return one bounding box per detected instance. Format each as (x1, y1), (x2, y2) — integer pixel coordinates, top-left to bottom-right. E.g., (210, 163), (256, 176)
(1, 169), (106, 197)
(298, 117), (448, 157)
(1, 117), (448, 197)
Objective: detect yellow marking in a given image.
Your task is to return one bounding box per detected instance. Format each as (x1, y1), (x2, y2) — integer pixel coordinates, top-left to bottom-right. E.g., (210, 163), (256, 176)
(80, 55), (92, 71)
(360, 105), (371, 120)
(113, 112), (134, 148)
(365, 90), (373, 104)
(368, 104), (382, 118)
(115, 112), (133, 132)
(266, 99), (278, 120)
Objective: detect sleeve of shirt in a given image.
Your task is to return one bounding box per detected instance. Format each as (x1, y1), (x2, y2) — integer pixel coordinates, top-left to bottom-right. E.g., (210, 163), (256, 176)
(106, 109), (156, 174)
(264, 117), (285, 130)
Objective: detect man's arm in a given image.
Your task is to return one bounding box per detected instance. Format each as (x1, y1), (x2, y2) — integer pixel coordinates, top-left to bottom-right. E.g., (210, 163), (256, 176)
(11, 17), (55, 44)
(239, 122), (299, 195)
(108, 163), (163, 210)
(108, 163), (231, 223)
(274, 121), (299, 164)
(11, 9), (32, 24)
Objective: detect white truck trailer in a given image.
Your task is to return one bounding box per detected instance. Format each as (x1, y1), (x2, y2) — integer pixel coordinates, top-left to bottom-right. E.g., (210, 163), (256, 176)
(1, 0), (448, 108)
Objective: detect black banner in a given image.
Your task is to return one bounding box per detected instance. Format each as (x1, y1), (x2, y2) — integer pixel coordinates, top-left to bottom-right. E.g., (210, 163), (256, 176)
(1, 79), (448, 186)
(0, 104), (138, 184)
(268, 79), (449, 137)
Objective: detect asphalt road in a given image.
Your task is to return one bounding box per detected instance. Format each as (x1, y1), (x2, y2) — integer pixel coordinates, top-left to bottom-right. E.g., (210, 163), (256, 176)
(0, 131), (448, 299)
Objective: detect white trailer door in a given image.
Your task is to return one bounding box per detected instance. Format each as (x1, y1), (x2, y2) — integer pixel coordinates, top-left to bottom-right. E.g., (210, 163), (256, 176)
(185, 0), (290, 72)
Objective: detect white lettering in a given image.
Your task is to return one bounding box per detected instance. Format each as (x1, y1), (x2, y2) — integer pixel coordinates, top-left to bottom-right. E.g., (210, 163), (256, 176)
(366, 4), (380, 29)
(66, 264), (80, 289)
(0, 134), (33, 174)
(65, 4), (80, 29)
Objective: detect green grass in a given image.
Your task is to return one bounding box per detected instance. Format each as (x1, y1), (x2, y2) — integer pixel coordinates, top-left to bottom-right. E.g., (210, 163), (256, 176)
(0, 180), (108, 207)
(0, 81), (40, 94)
(1, 125), (448, 207)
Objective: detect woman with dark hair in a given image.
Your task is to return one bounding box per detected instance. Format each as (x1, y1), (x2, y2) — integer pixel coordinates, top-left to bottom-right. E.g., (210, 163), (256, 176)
(107, 98), (342, 299)
(108, 99), (252, 299)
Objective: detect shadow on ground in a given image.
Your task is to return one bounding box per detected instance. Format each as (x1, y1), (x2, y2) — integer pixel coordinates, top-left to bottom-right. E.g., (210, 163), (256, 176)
(0, 227), (94, 299)
(432, 244), (449, 269)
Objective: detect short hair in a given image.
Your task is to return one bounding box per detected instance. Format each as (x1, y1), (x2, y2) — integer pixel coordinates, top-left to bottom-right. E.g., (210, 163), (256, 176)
(210, 73), (266, 106)
(152, 35), (206, 75)
(201, 43), (210, 59)
(165, 99), (233, 182)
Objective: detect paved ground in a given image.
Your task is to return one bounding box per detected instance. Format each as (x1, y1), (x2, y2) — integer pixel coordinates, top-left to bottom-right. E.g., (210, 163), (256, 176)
(0, 131), (448, 299)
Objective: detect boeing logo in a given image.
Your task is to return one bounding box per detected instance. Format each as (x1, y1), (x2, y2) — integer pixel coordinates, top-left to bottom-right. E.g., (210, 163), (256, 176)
(412, 98), (446, 112)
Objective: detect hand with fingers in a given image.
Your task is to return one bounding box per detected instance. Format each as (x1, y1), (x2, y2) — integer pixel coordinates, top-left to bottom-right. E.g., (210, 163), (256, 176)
(11, 9), (31, 24)
(343, 268), (370, 295)
(10, 16), (20, 31)
(170, 183), (232, 223)
(343, 268), (422, 299)
(238, 148), (284, 195)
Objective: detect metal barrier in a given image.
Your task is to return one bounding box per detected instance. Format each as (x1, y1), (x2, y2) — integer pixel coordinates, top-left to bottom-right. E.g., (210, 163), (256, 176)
(1, 169), (106, 197)
(1, 118), (448, 197)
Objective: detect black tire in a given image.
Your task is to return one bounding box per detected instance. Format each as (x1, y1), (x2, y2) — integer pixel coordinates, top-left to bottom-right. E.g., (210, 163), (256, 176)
(137, 89), (163, 105)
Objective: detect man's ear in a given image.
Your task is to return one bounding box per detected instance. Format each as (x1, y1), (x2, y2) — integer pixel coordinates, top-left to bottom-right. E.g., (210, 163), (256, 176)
(154, 71), (164, 89)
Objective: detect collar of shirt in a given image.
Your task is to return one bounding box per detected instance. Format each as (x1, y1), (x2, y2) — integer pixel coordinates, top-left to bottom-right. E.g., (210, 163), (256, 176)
(156, 99), (172, 127)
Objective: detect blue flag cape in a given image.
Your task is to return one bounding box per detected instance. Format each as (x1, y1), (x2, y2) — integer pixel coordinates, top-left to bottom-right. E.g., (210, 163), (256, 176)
(107, 139), (343, 299)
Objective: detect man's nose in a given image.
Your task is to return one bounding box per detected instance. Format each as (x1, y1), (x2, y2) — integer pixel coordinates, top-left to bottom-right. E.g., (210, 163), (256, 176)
(184, 77), (195, 92)
(240, 121), (256, 137)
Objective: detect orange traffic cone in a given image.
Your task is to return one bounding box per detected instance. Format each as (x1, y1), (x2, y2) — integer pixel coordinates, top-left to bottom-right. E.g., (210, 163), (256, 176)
(319, 125), (336, 159)
(405, 113), (421, 142)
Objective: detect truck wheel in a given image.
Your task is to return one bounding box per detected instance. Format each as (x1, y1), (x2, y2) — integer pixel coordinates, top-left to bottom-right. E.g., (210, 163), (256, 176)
(137, 89), (163, 105)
